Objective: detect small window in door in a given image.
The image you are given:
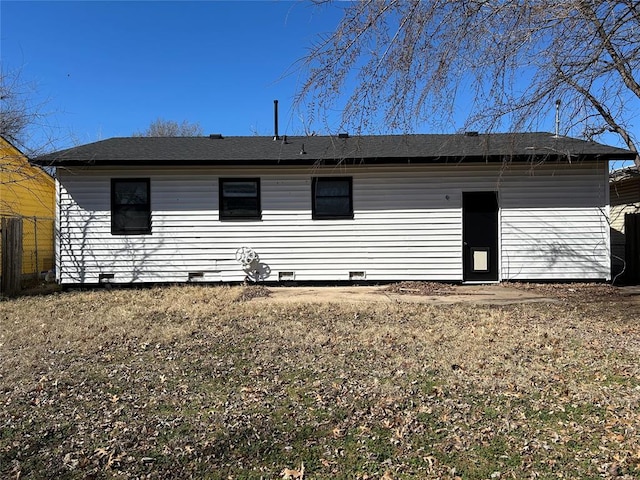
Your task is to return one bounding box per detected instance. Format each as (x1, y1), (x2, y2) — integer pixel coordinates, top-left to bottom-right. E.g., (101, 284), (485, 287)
(471, 248), (490, 272)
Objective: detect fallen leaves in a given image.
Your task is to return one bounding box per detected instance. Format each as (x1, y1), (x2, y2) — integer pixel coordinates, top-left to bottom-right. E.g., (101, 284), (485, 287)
(383, 281), (454, 295)
(0, 284), (639, 478)
(281, 462), (304, 479)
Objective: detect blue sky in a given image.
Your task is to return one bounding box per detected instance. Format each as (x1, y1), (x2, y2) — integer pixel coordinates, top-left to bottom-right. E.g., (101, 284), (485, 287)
(1, 1), (347, 150)
(1, 0), (635, 171)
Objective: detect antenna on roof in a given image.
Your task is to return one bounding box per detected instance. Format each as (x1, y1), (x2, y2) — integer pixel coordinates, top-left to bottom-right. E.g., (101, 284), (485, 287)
(273, 100), (280, 141)
(554, 99), (561, 138)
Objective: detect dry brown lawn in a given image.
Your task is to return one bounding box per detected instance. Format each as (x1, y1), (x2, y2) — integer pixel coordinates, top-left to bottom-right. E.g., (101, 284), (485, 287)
(1, 284), (639, 479)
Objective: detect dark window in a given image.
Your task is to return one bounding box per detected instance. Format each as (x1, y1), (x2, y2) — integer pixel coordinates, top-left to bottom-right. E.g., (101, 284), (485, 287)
(219, 178), (261, 220)
(312, 177), (353, 219)
(111, 178), (151, 235)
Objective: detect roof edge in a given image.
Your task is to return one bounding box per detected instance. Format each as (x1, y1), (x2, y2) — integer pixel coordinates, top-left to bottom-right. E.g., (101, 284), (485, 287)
(33, 133), (636, 166)
(38, 154), (625, 168)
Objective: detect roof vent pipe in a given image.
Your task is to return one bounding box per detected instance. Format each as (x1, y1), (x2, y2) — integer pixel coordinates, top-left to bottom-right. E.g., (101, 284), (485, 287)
(273, 100), (279, 141)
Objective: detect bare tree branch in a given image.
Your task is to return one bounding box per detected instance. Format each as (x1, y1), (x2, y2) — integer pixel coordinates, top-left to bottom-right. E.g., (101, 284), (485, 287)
(133, 118), (203, 137)
(561, 71), (638, 159)
(296, 0), (640, 167)
(578, 1), (640, 99)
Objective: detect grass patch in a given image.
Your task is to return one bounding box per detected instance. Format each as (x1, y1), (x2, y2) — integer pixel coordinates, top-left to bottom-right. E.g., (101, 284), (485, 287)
(1, 285), (639, 478)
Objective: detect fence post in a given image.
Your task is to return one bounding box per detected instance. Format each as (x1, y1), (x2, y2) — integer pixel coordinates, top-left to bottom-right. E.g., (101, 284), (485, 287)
(1, 217), (23, 296)
(34, 216), (39, 277)
(625, 213), (640, 284)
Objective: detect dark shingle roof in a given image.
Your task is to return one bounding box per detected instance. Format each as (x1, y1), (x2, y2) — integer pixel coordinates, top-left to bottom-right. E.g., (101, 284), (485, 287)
(35, 133), (635, 166)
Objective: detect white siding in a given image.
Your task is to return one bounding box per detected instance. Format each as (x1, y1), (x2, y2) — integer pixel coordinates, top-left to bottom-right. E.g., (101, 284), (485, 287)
(500, 164), (610, 280)
(56, 161), (610, 284)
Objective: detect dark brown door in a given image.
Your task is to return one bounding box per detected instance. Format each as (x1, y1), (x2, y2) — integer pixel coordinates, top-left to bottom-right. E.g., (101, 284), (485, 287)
(463, 192), (499, 282)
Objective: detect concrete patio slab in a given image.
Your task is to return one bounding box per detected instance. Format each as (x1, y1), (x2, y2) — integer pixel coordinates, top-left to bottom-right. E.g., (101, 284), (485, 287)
(255, 284), (560, 305)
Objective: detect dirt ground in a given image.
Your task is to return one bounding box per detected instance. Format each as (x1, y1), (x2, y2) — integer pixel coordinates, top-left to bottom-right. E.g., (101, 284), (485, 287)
(252, 282), (640, 306)
(17, 280), (640, 307)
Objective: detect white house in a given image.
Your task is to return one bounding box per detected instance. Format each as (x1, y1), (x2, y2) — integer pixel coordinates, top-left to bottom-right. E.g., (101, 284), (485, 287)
(38, 133), (634, 285)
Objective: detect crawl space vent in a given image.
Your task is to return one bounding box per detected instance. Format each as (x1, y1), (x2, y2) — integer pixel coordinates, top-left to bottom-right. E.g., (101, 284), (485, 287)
(279, 271), (295, 281)
(349, 271), (366, 281)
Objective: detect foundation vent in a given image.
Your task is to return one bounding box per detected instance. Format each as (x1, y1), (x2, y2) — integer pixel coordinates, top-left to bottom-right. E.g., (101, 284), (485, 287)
(188, 272), (204, 281)
(99, 273), (115, 283)
(349, 271), (366, 281)
(279, 271), (295, 281)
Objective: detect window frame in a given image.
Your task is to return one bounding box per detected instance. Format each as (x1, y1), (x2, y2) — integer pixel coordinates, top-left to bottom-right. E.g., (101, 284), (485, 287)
(111, 178), (151, 235)
(219, 178), (262, 221)
(311, 176), (354, 220)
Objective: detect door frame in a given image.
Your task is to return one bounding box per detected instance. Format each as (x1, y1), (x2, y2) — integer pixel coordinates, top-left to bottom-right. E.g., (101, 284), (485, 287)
(462, 191), (500, 282)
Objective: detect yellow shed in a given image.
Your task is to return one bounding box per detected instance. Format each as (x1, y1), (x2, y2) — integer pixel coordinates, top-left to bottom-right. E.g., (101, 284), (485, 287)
(0, 136), (55, 276)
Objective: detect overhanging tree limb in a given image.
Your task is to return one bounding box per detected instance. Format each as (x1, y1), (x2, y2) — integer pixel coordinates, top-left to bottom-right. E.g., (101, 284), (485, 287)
(561, 72), (639, 166)
(296, 0), (639, 167)
(579, 1), (640, 99)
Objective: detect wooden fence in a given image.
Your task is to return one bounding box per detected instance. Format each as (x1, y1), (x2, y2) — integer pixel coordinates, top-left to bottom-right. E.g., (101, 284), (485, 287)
(1, 217), (23, 296)
(626, 213), (640, 284)
(1, 215), (54, 295)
